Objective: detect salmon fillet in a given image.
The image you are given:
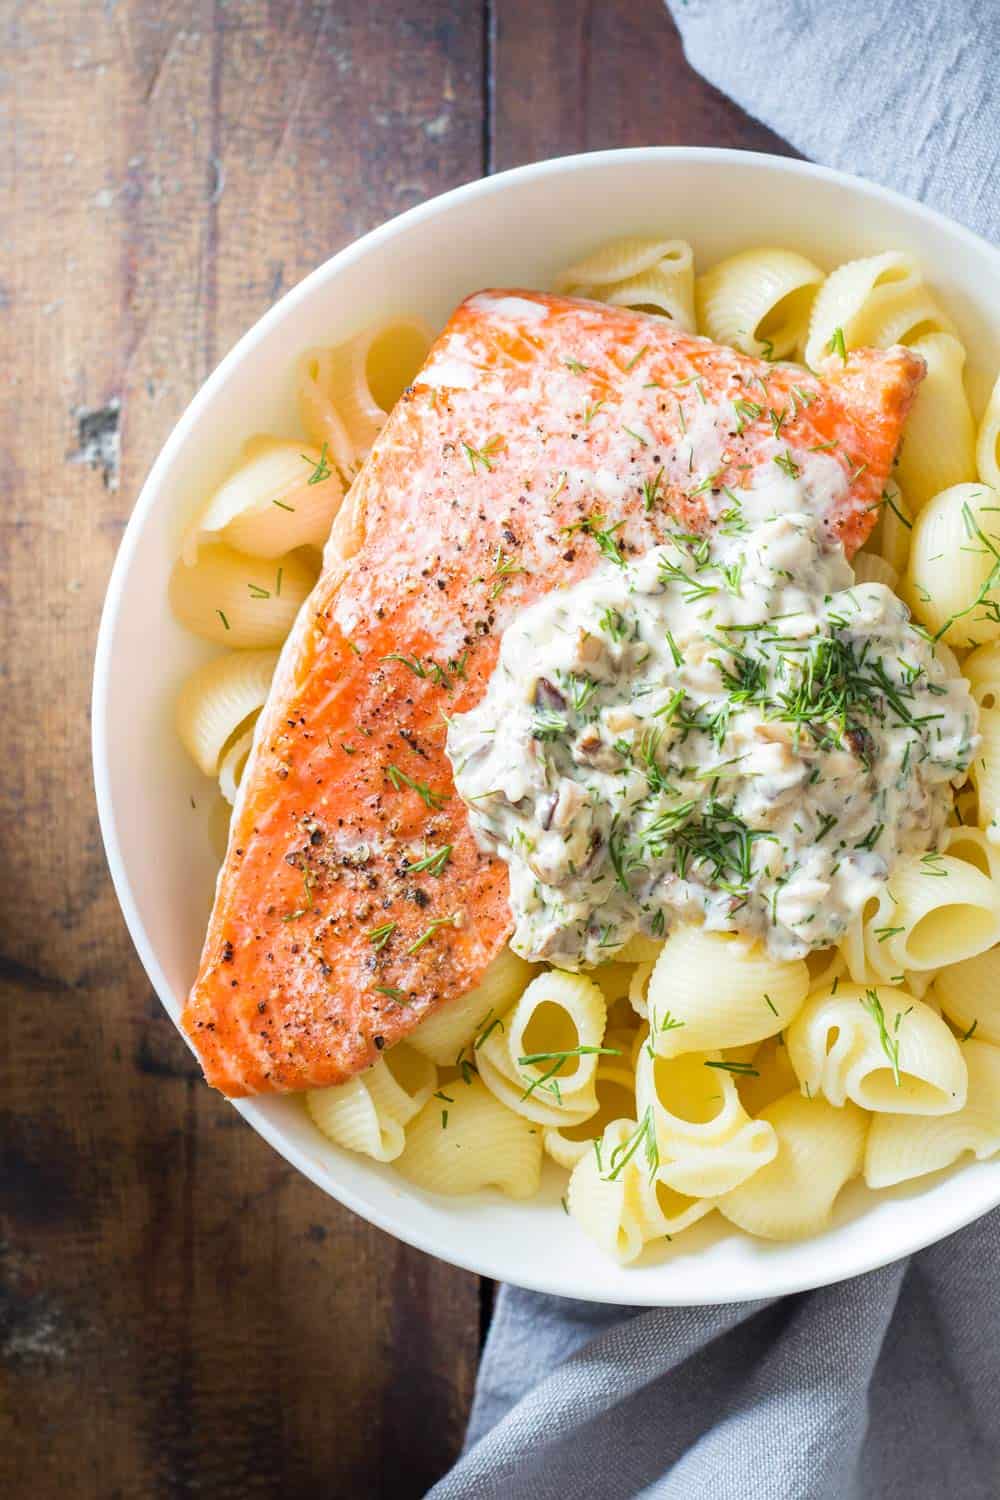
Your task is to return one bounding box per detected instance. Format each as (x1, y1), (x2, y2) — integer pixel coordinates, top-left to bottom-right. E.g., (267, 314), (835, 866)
(183, 290), (924, 1096)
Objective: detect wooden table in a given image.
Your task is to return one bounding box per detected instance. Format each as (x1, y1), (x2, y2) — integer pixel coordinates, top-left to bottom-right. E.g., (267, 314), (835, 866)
(0, 4), (791, 1494)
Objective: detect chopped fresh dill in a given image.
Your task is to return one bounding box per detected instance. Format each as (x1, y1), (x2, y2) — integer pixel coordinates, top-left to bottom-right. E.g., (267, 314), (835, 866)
(367, 921), (397, 951)
(488, 545), (527, 599)
(623, 344), (648, 372)
(603, 1107), (659, 1183)
(462, 435), (502, 474)
(860, 988), (909, 1087)
(386, 763), (449, 810)
(405, 844), (453, 876)
(562, 513), (626, 567)
(406, 912), (459, 955)
(828, 326), (848, 365)
(772, 450), (801, 480)
(642, 467), (665, 512)
(473, 1009), (504, 1049)
(518, 1045), (622, 1065)
(302, 442), (335, 484)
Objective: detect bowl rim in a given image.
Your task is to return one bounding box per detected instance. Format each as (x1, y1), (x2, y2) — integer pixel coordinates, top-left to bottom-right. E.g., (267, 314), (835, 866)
(93, 146), (1000, 1304)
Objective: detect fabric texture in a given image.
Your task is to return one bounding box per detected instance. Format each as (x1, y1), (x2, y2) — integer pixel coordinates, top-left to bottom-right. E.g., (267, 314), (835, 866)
(431, 1213), (1000, 1497)
(429, 4), (999, 1495)
(668, 0), (999, 242)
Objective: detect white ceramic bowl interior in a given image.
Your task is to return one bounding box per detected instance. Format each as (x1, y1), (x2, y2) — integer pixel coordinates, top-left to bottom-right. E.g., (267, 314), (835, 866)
(94, 148), (1000, 1304)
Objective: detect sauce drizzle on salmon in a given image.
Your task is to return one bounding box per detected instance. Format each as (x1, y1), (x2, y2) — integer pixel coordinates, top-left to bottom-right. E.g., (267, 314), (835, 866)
(183, 290), (924, 1096)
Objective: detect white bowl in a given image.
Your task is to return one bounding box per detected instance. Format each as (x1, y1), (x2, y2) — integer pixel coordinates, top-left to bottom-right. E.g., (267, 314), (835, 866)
(93, 148), (1000, 1305)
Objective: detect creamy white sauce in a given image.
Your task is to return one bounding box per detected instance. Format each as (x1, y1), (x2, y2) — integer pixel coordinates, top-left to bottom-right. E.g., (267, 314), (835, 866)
(446, 455), (978, 968)
(467, 293), (551, 322)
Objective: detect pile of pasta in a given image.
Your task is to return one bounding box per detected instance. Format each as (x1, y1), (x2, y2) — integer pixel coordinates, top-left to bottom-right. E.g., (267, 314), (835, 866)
(170, 236), (1000, 1264)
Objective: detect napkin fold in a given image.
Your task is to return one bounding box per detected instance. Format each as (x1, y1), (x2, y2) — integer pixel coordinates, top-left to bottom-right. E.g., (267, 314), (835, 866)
(669, 0), (999, 242)
(431, 1213), (1000, 1498)
(430, 5), (999, 1495)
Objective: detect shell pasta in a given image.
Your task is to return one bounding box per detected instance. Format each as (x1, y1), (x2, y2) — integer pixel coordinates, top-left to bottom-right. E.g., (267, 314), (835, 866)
(804, 249), (951, 369)
(718, 1094), (867, 1241)
(976, 371), (1000, 491)
(169, 254), (1000, 1268)
(555, 237), (696, 331)
(474, 970), (606, 1126)
(695, 247), (823, 360)
(786, 983), (967, 1115)
(894, 333), (978, 511)
(396, 1075), (543, 1199)
(641, 926), (809, 1057)
(307, 1043), (436, 1162)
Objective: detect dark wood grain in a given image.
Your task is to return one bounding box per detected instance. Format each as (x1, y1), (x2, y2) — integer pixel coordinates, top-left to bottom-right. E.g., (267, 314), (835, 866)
(492, 0), (796, 171)
(0, 5), (482, 1498)
(1, 1), (794, 1496)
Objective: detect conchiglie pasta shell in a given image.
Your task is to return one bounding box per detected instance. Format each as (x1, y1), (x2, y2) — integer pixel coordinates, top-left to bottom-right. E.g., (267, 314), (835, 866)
(695, 248), (823, 359)
(865, 1039), (1000, 1188)
(635, 1046), (776, 1194)
(787, 982), (967, 1115)
(555, 238), (689, 290)
(971, 705), (1000, 841)
(169, 544), (316, 648)
(718, 1092), (867, 1240)
(182, 437), (344, 563)
(906, 482), (1000, 647)
(737, 1034), (799, 1117)
(476, 970), (605, 1126)
(307, 1043), (436, 1163)
(567, 1117), (711, 1264)
(557, 240), (695, 331)
(840, 905), (882, 985)
(298, 350), (355, 476)
(396, 1075), (542, 1199)
(857, 479), (912, 575)
(940, 823), (1000, 884)
(896, 333), (977, 512)
(617, 933), (664, 964)
(804, 250), (951, 368)
(217, 725), (256, 806)
(862, 851), (1000, 976)
(174, 648), (279, 777)
(300, 319), (432, 474)
(599, 264), (695, 330)
(543, 1061), (636, 1169)
(658, 1125), (776, 1199)
(628, 961), (653, 1020)
(804, 944), (847, 994)
(408, 946), (536, 1066)
(960, 640), (1000, 710)
(933, 943), (1000, 1046)
(851, 552), (898, 590)
(644, 925), (809, 1058)
(976, 370), (1000, 491)
(588, 960), (636, 1010)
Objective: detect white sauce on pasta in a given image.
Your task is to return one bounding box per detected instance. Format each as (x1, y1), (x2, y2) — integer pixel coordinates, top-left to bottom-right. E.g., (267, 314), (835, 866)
(446, 420), (978, 968)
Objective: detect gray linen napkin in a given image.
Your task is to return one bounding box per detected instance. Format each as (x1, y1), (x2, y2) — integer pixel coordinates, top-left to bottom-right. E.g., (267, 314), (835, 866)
(431, 1214), (1000, 1498)
(669, 0), (999, 242)
(429, 6), (1000, 1494)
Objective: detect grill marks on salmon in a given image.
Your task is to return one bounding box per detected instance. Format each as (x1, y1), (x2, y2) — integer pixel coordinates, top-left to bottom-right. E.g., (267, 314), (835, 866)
(183, 290), (925, 1095)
